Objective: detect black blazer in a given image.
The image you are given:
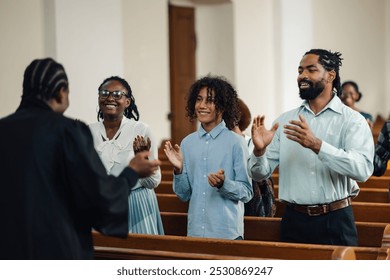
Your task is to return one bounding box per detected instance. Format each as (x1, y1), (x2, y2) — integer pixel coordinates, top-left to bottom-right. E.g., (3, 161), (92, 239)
(0, 98), (137, 259)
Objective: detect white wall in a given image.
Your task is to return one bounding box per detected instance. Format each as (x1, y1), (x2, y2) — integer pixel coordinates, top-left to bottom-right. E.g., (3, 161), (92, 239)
(312, 0), (389, 119)
(123, 0), (170, 146)
(196, 3), (235, 82)
(232, 0), (276, 131)
(55, 0), (124, 123)
(0, 0), (46, 117)
(277, 0), (313, 113)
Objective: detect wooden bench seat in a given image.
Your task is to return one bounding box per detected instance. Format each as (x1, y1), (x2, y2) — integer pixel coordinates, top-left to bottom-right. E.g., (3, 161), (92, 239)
(270, 173), (389, 189)
(156, 194), (390, 223)
(92, 232), (360, 260)
(160, 211), (389, 248)
(94, 246), (261, 260)
(156, 180), (389, 203)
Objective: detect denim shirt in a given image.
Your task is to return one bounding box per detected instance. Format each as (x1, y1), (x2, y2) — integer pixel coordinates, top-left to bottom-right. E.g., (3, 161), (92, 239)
(174, 121), (253, 239)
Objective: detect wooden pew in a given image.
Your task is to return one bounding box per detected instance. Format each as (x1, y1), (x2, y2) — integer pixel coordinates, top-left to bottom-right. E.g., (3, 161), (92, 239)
(162, 170), (173, 181)
(274, 200), (390, 223)
(156, 180), (174, 194)
(160, 211), (389, 248)
(354, 187), (389, 203)
(94, 246), (260, 260)
(92, 232), (360, 260)
(372, 114), (386, 144)
(358, 177), (390, 189)
(271, 173), (390, 189)
(271, 185), (388, 203)
(156, 181), (389, 203)
(156, 194), (390, 223)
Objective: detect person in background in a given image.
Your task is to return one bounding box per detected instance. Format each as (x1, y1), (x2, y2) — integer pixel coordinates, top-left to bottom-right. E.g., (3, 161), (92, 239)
(164, 75), (252, 240)
(0, 58), (160, 259)
(341, 80), (373, 128)
(232, 98), (276, 217)
(248, 49), (374, 246)
(89, 76), (164, 235)
(373, 121), (390, 176)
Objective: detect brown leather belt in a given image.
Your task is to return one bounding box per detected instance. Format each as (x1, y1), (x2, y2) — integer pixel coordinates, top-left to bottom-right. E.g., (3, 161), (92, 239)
(286, 197), (352, 216)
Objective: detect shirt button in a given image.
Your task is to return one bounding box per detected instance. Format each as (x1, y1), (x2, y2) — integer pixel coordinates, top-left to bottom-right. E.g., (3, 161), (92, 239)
(203, 175), (206, 178)
(311, 172), (315, 175)
(203, 157), (206, 160)
(203, 192), (205, 195)
(202, 209), (205, 212)
(206, 141), (209, 144)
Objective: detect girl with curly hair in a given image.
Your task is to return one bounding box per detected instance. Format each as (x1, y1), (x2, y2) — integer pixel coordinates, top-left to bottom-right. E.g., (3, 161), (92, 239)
(164, 75), (253, 240)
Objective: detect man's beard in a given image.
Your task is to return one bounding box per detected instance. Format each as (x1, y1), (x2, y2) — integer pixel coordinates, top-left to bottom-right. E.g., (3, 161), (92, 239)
(299, 79), (325, 100)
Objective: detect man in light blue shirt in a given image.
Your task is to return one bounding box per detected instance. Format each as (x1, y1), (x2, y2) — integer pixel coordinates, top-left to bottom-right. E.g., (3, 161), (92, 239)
(164, 76), (253, 239)
(248, 49), (374, 245)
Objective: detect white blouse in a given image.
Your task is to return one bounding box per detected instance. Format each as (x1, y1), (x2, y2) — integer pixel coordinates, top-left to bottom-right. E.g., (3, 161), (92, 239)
(89, 117), (161, 190)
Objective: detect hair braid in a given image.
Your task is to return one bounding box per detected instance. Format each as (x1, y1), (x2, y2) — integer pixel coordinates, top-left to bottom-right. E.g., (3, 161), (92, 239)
(23, 58), (68, 101)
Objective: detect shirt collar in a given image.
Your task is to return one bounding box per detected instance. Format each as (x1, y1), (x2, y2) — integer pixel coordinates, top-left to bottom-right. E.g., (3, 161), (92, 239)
(300, 94), (343, 116)
(198, 120), (226, 139)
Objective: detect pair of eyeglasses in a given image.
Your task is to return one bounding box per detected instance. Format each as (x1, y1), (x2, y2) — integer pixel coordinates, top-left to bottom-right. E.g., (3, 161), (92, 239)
(98, 90), (128, 100)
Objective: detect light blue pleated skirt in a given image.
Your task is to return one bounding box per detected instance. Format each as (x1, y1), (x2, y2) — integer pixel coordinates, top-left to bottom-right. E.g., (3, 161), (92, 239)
(128, 187), (164, 235)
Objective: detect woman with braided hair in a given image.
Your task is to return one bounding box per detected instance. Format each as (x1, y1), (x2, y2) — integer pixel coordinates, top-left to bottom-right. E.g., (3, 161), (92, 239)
(89, 76), (164, 235)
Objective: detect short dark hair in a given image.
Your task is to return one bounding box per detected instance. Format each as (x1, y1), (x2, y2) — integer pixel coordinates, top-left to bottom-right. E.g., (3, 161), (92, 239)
(97, 76), (139, 121)
(342, 80), (362, 101)
(22, 58), (68, 101)
(186, 75), (240, 130)
(304, 49), (343, 97)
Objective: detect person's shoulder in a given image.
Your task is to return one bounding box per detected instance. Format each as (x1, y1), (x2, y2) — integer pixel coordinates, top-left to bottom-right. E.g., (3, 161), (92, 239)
(88, 121), (101, 130)
(360, 111), (373, 122)
(181, 131), (198, 144)
(274, 107), (299, 124)
(59, 115), (90, 132)
(121, 117), (149, 131)
(340, 103), (365, 120)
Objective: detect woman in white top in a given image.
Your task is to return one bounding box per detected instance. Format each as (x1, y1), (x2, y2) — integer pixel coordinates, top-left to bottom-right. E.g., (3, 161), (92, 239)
(89, 76), (164, 235)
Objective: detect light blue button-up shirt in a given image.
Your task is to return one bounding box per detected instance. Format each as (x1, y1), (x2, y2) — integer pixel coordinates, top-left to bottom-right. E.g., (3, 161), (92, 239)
(174, 121), (253, 239)
(248, 96), (374, 205)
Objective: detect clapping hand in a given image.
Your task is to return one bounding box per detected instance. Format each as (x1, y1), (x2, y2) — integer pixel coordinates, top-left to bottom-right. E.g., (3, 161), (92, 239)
(284, 114), (322, 153)
(208, 169), (225, 188)
(133, 135), (151, 154)
(251, 115), (279, 156)
(164, 140), (183, 174)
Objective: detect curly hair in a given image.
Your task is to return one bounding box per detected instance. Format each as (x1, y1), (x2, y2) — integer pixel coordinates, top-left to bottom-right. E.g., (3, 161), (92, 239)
(186, 75), (240, 130)
(304, 49), (343, 97)
(96, 76), (139, 121)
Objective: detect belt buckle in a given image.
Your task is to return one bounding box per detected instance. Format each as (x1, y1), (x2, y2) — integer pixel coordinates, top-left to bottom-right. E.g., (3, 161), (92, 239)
(306, 205), (323, 216)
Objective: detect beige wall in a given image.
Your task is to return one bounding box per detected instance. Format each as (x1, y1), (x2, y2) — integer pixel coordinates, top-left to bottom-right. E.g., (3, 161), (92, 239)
(0, 0), (46, 116)
(1, 0), (389, 146)
(123, 0), (170, 145)
(313, 0), (389, 119)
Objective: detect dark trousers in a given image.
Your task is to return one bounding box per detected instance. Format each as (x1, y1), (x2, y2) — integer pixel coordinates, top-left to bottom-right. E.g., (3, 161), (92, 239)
(280, 205), (358, 246)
